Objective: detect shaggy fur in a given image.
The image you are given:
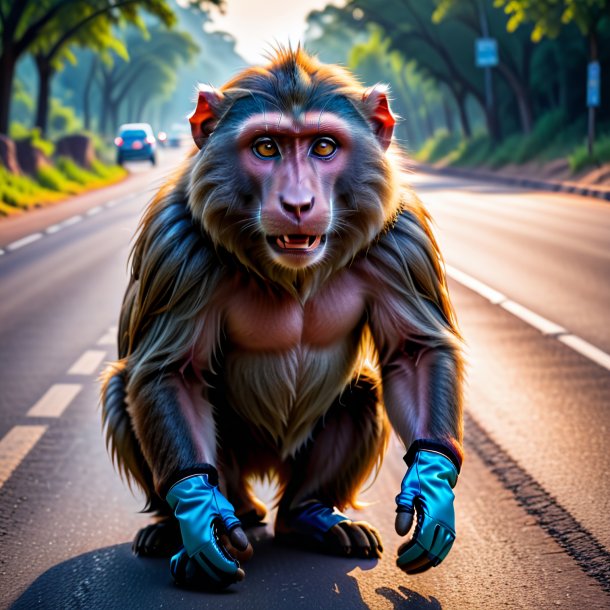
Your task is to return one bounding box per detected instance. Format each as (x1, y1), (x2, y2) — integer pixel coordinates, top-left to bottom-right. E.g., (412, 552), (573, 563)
(100, 48), (463, 523)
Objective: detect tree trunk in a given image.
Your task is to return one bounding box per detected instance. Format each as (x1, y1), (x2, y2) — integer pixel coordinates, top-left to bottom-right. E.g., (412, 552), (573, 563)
(454, 90), (471, 139)
(34, 54), (54, 137)
(496, 62), (533, 134)
(83, 56), (98, 131)
(422, 98), (435, 139)
(0, 49), (17, 135)
(442, 95), (455, 134)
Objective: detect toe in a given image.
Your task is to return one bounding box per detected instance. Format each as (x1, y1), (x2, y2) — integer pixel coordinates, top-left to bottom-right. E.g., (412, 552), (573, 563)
(339, 522), (371, 557)
(328, 523), (352, 555)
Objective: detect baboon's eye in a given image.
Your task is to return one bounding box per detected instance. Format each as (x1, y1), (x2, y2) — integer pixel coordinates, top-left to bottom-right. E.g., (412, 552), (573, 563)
(310, 137), (338, 159)
(252, 137), (280, 159)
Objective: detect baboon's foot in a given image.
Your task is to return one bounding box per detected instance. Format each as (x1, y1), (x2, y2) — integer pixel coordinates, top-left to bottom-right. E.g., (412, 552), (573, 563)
(132, 517), (181, 557)
(275, 501), (383, 559)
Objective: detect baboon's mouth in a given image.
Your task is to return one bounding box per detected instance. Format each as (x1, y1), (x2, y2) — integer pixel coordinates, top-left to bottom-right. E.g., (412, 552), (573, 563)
(269, 234), (325, 252)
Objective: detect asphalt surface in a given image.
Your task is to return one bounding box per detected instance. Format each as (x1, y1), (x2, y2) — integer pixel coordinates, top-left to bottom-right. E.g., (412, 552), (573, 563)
(0, 153), (609, 609)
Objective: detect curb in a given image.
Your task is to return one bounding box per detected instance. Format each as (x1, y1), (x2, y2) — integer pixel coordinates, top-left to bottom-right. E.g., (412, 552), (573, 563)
(415, 163), (610, 202)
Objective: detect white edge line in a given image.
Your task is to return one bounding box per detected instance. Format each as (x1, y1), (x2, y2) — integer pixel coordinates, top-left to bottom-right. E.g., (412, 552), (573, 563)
(448, 266), (610, 371)
(446, 265), (506, 305)
(500, 301), (566, 336)
(558, 335), (610, 372)
(7, 233), (43, 251)
(45, 224), (62, 234)
(86, 206), (102, 216)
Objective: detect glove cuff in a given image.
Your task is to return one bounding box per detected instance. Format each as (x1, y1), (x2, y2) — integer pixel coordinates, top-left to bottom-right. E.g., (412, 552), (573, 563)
(404, 439), (462, 474)
(160, 463), (219, 499)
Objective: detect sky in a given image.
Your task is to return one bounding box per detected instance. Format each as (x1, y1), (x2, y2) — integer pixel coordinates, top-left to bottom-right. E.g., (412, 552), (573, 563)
(204, 0), (341, 64)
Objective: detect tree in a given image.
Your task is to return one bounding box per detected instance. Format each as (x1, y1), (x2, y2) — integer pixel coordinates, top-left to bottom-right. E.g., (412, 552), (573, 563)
(29, 8), (133, 137)
(344, 0), (500, 139)
(493, 0), (610, 152)
(0, 0), (221, 135)
(96, 26), (198, 134)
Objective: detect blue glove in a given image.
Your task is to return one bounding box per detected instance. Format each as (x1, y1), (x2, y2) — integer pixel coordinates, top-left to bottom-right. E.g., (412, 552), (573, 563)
(166, 469), (243, 588)
(395, 440), (461, 574)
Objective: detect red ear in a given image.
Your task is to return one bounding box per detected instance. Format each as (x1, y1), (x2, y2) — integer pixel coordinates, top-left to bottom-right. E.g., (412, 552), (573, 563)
(189, 85), (225, 149)
(362, 85), (395, 151)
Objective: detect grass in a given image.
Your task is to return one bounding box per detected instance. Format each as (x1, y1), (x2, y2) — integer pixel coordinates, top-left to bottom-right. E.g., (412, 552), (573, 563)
(569, 134), (610, 172)
(416, 112), (610, 175)
(0, 158), (127, 217)
(36, 165), (83, 194)
(444, 133), (493, 167)
(0, 166), (63, 214)
(414, 129), (462, 163)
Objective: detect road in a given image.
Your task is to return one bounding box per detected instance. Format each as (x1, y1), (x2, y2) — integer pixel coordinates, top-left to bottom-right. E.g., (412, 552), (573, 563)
(0, 151), (609, 609)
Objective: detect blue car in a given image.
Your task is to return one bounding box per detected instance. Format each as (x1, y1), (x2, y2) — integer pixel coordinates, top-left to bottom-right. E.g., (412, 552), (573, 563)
(115, 123), (156, 166)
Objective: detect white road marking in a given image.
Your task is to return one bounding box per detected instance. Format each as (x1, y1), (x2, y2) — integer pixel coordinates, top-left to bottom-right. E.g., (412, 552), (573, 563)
(26, 384), (83, 418)
(7, 233), (43, 251)
(61, 215), (83, 227)
(67, 350), (107, 375)
(45, 224), (62, 234)
(446, 265), (506, 305)
(3, 191), (140, 256)
(558, 335), (610, 372)
(446, 267), (610, 371)
(0, 425), (48, 489)
(97, 332), (116, 346)
(500, 301), (566, 336)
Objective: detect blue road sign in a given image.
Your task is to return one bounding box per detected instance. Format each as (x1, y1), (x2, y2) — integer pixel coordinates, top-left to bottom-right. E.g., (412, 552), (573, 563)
(476, 38), (498, 68)
(587, 61), (601, 107)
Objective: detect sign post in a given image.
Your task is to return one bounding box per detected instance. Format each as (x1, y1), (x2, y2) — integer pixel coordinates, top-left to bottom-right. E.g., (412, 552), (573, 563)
(587, 61), (601, 156)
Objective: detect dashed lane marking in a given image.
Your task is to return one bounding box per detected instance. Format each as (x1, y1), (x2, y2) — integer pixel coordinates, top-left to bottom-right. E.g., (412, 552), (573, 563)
(67, 350), (107, 375)
(446, 267), (610, 372)
(45, 224), (62, 234)
(0, 326), (115, 489)
(26, 384), (83, 418)
(0, 425), (48, 489)
(1, 193), (140, 256)
(97, 330), (116, 346)
(6, 233), (43, 251)
(61, 215), (83, 227)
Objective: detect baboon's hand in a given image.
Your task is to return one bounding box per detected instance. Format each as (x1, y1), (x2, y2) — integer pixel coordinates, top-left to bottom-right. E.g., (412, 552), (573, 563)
(394, 441), (460, 574)
(166, 473), (251, 588)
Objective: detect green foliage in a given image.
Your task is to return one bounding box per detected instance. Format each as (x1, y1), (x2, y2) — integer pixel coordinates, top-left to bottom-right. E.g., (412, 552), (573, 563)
(55, 157), (101, 185)
(8, 125), (55, 157)
(36, 166), (82, 194)
(48, 99), (83, 137)
(0, 166), (61, 214)
(569, 134), (610, 171)
(415, 129), (462, 163)
(514, 109), (568, 163)
(473, 110), (584, 166)
(11, 80), (34, 124)
(445, 134), (493, 167)
(90, 159), (126, 180)
(485, 133), (523, 167)
(493, 0), (609, 40)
